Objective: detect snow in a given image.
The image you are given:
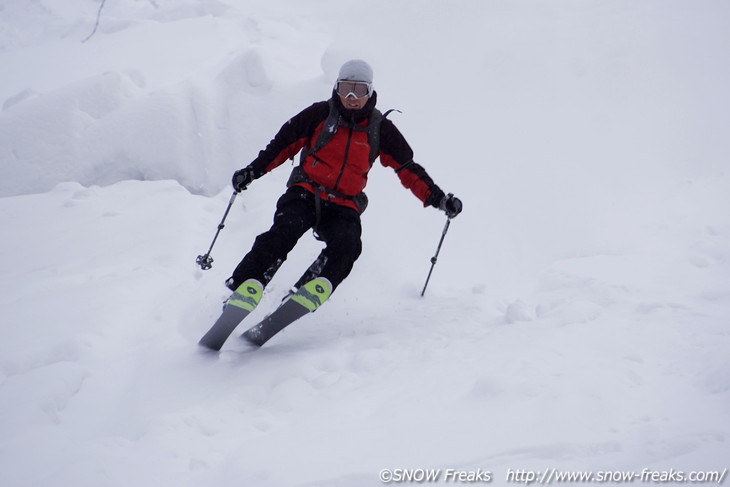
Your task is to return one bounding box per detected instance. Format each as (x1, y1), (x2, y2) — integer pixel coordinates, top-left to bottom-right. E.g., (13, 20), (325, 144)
(1, 0), (729, 486)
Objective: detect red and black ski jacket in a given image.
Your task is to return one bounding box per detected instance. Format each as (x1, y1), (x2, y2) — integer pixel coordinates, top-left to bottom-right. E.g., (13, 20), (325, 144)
(246, 92), (445, 213)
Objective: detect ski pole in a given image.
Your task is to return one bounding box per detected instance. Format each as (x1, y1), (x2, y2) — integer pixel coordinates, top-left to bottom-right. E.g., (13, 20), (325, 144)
(196, 190), (240, 270)
(420, 214), (453, 297)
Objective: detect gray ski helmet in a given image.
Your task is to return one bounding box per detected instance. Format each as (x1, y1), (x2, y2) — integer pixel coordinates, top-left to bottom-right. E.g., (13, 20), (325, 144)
(337, 59), (373, 84)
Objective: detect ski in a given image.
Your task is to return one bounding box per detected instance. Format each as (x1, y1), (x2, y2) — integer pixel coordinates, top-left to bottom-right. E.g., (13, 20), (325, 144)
(241, 277), (332, 347)
(198, 279), (263, 351)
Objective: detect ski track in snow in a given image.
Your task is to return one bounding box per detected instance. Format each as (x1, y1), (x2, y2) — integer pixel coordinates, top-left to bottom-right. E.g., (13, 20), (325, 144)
(1, 1), (730, 486)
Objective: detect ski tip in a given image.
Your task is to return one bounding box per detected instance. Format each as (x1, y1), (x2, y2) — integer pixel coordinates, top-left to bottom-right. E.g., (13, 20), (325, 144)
(313, 276), (333, 294)
(235, 278), (264, 295)
(227, 279), (264, 312)
(292, 277), (332, 312)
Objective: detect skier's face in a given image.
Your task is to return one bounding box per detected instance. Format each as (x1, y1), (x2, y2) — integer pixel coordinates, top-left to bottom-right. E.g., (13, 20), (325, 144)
(336, 80), (371, 110)
(338, 92), (368, 110)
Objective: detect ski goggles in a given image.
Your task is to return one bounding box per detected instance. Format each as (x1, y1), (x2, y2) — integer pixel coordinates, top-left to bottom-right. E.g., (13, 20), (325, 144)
(335, 80), (373, 99)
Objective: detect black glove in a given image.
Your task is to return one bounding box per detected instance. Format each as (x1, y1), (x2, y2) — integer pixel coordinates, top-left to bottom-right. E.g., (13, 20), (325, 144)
(232, 167), (254, 192)
(439, 193), (463, 218)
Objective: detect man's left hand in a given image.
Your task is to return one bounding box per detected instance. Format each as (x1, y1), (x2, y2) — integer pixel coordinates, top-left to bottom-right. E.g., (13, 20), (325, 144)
(440, 194), (463, 218)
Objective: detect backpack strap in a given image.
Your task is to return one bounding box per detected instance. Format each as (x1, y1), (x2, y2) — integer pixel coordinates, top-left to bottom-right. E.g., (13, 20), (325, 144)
(364, 108), (399, 164)
(365, 109), (382, 164)
(289, 102), (401, 204)
(300, 101), (399, 166)
(299, 98), (340, 165)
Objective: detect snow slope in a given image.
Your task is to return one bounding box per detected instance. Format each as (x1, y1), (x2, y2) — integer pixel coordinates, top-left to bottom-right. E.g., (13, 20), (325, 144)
(1, 1), (729, 486)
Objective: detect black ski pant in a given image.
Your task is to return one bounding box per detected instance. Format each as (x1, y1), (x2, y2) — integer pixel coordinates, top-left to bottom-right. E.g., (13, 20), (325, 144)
(229, 186), (362, 292)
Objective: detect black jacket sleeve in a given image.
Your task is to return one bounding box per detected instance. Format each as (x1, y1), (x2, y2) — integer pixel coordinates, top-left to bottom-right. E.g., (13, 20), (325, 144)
(246, 101), (330, 178)
(378, 118), (445, 207)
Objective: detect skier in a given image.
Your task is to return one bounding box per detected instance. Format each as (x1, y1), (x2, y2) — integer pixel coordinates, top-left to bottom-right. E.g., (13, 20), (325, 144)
(199, 59), (462, 350)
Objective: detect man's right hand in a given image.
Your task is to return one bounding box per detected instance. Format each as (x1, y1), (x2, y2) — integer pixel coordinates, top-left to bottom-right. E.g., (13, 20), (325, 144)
(232, 168), (254, 192)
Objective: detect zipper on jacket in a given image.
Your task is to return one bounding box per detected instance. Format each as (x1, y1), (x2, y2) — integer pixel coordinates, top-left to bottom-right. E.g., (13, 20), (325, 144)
(332, 125), (354, 193)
